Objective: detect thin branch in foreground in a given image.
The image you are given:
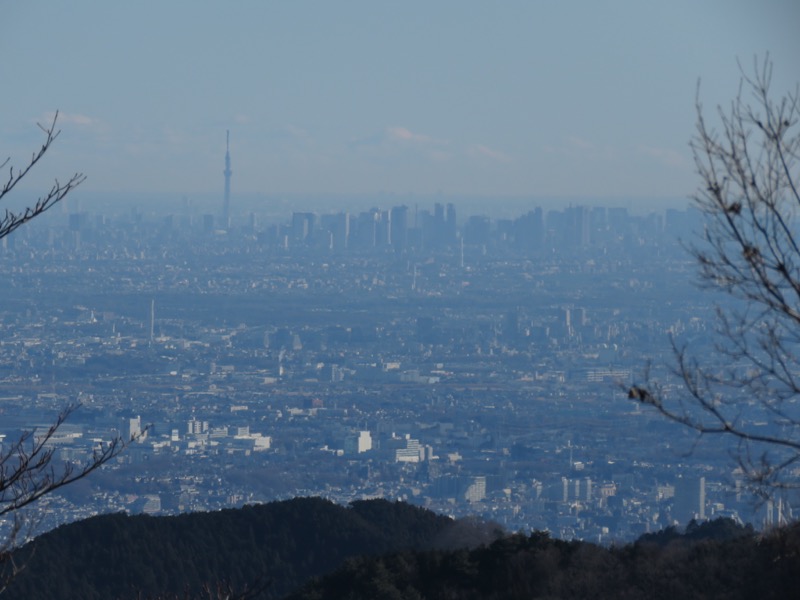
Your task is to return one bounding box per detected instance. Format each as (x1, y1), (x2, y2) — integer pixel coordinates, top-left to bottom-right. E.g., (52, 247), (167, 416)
(0, 111), (86, 241)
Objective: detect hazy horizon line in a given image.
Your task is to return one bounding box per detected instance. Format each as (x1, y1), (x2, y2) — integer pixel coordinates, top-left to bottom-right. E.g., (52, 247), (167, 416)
(0, 187), (692, 223)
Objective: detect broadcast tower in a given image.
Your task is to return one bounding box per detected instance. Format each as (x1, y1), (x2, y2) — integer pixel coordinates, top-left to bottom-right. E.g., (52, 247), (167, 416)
(223, 130), (232, 227)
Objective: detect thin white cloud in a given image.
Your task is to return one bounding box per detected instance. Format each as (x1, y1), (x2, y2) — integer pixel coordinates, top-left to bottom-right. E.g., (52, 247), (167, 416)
(468, 143), (512, 162)
(41, 111), (94, 127)
(427, 149), (452, 162)
(283, 124), (310, 139)
(545, 135), (616, 161)
(351, 127), (513, 165)
(35, 111), (114, 144)
(261, 124), (312, 143)
(565, 135), (593, 151)
(638, 145), (688, 168)
(163, 127), (188, 146)
(350, 126), (446, 148)
(386, 126), (442, 145)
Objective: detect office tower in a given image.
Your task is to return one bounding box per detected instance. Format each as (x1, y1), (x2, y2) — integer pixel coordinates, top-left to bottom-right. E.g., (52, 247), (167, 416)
(464, 476), (487, 503)
(446, 203), (457, 243)
(512, 208), (544, 252)
(432, 202), (445, 246)
(464, 215), (490, 246)
(291, 212), (316, 244)
(128, 416), (142, 440)
(673, 476), (706, 524)
(552, 205), (590, 249)
(390, 205), (408, 251)
(344, 431), (372, 455)
(320, 212), (350, 250)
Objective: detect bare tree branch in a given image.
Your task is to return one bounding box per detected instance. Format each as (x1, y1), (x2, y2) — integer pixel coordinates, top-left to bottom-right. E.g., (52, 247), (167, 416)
(0, 111), (125, 593)
(632, 57), (800, 495)
(0, 111), (86, 241)
(0, 405), (126, 517)
(0, 404), (134, 592)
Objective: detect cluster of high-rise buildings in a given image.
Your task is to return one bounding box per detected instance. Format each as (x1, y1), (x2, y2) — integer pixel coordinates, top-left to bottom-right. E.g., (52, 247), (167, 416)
(0, 192), (789, 543)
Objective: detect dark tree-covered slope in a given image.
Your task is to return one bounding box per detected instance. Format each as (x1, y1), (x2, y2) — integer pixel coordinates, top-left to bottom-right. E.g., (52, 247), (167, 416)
(3, 497), (463, 600)
(7, 499), (797, 600)
(287, 519), (800, 600)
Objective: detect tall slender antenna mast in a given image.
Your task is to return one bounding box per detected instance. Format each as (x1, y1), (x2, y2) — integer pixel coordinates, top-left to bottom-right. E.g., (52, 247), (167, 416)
(223, 130), (232, 227)
(149, 299), (155, 343)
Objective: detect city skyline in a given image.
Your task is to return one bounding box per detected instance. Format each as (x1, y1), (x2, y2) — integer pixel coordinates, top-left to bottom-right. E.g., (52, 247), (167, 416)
(0, 196), (769, 540)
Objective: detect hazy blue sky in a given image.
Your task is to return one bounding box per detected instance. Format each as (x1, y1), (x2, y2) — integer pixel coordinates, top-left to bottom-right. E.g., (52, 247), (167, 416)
(2, 1), (798, 205)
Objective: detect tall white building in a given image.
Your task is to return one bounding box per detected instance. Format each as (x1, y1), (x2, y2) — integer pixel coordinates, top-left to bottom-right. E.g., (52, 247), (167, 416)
(344, 431), (372, 455)
(393, 435), (424, 463)
(464, 476), (487, 503)
(128, 416), (143, 441)
(187, 418), (209, 435)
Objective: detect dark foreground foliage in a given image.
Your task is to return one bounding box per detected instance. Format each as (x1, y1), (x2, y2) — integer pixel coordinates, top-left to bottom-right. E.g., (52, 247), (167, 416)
(3, 497), (470, 600)
(287, 519), (800, 600)
(5, 498), (799, 600)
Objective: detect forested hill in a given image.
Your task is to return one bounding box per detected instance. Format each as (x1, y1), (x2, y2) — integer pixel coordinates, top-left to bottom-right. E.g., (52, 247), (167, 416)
(6, 499), (799, 600)
(288, 519), (800, 600)
(4, 497), (495, 600)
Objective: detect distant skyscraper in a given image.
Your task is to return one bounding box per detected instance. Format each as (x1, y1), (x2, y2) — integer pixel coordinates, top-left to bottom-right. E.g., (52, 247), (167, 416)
(223, 130), (232, 228)
(446, 203), (457, 242)
(291, 212), (316, 244)
(390, 205), (409, 251)
(673, 476), (706, 524)
(344, 431), (372, 455)
(128, 416), (143, 441)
